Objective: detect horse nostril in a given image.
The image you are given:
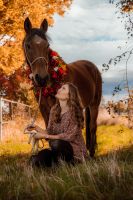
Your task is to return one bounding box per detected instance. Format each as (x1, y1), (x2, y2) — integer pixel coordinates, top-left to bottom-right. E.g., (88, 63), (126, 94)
(35, 74), (43, 86)
(35, 74), (40, 82)
(45, 74), (49, 81)
(41, 79), (46, 85)
(35, 74), (49, 86)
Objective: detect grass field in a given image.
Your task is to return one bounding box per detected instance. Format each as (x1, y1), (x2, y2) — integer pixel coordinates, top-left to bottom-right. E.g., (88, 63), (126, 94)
(0, 125), (133, 200)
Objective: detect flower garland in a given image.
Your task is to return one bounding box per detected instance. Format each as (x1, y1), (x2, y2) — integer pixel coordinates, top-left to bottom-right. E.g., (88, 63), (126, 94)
(25, 49), (69, 98)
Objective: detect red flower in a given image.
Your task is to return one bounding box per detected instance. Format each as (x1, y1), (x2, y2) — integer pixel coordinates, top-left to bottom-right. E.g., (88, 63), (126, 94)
(48, 87), (54, 93)
(50, 50), (58, 57)
(50, 59), (59, 69)
(51, 71), (58, 79)
(27, 49), (69, 99)
(50, 59), (56, 67)
(58, 67), (64, 75)
(54, 59), (59, 66)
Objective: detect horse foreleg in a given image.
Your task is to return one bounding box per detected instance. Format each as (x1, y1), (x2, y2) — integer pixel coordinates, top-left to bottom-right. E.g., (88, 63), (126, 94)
(85, 107), (91, 151)
(89, 105), (99, 158)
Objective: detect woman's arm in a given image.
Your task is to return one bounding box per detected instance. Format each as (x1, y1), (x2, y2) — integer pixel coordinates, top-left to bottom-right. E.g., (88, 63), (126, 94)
(33, 106), (54, 140)
(33, 129), (49, 139)
(47, 118), (79, 142)
(34, 118), (79, 141)
(33, 125), (48, 134)
(34, 110), (79, 142)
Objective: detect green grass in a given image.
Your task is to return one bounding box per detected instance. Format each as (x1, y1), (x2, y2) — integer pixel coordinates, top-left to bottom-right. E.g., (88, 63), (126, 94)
(0, 125), (133, 200)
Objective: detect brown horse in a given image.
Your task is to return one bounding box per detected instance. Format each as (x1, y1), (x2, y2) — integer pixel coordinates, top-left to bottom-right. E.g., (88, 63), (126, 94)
(23, 17), (102, 157)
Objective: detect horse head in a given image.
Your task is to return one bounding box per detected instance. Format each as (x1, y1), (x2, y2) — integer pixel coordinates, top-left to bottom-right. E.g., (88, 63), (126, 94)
(23, 17), (50, 87)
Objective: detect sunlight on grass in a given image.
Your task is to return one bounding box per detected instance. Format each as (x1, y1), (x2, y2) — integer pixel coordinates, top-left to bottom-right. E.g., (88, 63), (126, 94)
(82, 125), (133, 156)
(0, 125), (132, 200)
(96, 125), (133, 155)
(0, 125), (133, 157)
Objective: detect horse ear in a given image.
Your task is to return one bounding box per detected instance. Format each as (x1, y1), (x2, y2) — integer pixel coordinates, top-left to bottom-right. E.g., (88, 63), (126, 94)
(24, 17), (32, 34)
(40, 19), (48, 32)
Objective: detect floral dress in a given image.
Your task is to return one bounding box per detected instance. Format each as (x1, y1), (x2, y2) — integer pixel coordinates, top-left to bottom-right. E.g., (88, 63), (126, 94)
(46, 107), (89, 162)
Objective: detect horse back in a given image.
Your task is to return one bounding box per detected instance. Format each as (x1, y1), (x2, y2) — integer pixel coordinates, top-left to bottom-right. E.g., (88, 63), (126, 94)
(66, 60), (102, 107)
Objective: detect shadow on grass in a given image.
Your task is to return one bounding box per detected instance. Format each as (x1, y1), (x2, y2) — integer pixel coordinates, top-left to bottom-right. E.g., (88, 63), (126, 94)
(0, 143), (132, 168)
(0, 144), (133, 200)
(0, 152), (30, 172)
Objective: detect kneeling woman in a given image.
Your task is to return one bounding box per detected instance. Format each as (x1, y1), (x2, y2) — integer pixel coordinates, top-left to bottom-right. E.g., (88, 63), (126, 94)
(28, 82), (89, 167)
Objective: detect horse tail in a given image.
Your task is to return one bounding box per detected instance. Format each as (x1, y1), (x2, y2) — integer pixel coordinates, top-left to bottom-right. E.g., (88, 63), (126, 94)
(85, 106), (91, 150)
(95, 67), (102, 106)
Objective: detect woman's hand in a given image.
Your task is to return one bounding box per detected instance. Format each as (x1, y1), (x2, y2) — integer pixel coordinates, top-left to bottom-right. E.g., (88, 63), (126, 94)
(34, 125), (43, 133)
(26, 124), (43, 133)
(26, 125), (49, 139)
(33, 132), (49, 140)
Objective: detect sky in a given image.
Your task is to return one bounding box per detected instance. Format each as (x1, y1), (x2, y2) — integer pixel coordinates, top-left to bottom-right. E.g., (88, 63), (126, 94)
(48, 0), (133, 103)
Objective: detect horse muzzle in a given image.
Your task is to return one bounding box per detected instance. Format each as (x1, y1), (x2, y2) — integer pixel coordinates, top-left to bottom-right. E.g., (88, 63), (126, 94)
(35, 74), (49, 87)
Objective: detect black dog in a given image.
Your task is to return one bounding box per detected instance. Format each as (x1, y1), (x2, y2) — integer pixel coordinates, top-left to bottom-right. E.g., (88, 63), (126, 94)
(28, 139), (75, 168)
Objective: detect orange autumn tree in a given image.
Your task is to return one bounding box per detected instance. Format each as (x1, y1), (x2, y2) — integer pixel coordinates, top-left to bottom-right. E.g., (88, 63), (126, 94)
(0, 0), (72, 104)
(121, 1), (133, 12)
(110, 0), (133, 12)
(110, 0), (133, 38)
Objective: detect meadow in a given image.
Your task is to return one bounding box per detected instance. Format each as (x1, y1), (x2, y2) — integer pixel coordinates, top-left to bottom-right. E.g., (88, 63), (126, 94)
(0, 121), (133, 200)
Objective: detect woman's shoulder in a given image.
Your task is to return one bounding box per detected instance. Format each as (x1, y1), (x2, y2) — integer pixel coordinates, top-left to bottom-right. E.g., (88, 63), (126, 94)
(63, 110), (76, 122)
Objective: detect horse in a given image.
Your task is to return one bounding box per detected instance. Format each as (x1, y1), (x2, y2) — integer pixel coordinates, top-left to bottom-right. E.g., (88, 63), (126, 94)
(22, 17), (102, 158)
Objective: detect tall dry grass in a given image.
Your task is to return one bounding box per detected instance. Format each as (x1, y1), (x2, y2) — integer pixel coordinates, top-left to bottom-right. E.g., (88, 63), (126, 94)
(2, 114), (46, 142)
(0, 109), (133, 199)
(97, 107), (131, 127)
(2, 107), (132, 142)
(0, 145), (132, 200)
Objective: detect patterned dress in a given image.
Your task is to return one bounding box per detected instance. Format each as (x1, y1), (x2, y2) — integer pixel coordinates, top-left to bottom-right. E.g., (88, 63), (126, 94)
(46, 106), (89, 162)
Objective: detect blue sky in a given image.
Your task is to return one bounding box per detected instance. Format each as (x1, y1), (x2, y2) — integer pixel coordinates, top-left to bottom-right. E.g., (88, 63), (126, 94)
(48, 0), (133, 102)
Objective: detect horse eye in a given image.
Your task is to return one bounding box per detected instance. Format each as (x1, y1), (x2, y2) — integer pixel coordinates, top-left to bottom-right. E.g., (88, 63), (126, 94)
(27, 44), (30, 49)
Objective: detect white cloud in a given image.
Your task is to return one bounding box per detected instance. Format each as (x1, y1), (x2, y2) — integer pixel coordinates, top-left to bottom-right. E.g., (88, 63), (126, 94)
(47, 0), (133, 101)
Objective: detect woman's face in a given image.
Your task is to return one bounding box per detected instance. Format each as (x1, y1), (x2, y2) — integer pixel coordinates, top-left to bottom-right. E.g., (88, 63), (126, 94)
(55, 84), (69, 100)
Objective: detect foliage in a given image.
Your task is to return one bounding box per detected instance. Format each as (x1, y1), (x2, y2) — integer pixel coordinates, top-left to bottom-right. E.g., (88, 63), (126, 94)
(0, 65), (35, 103)
(102, 1), (133, 121)
(0, 0), (73, 102)
(0, 0), (72, 36)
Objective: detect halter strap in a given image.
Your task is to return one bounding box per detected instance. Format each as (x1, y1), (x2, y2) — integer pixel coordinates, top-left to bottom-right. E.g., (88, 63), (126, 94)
(31, 57), (48, 66)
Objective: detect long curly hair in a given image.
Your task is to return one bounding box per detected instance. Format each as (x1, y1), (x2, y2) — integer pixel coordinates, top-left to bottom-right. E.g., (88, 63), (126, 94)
(52, 82), (84, 129)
